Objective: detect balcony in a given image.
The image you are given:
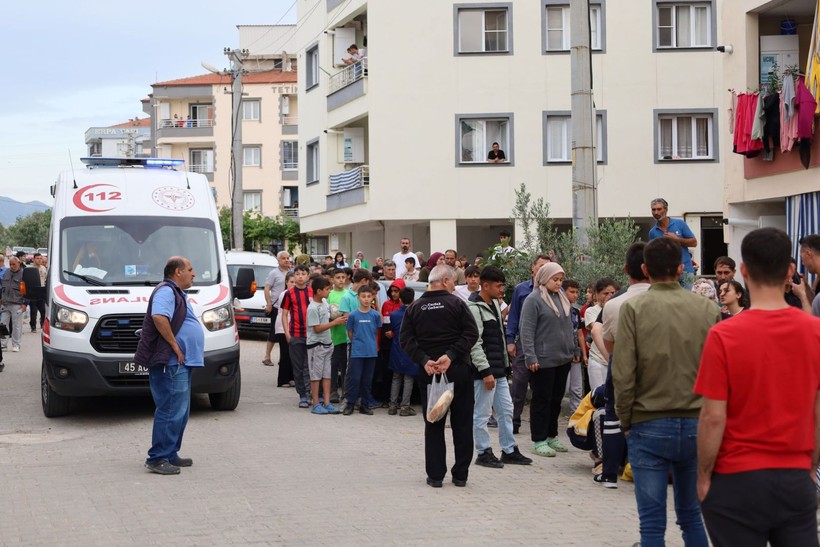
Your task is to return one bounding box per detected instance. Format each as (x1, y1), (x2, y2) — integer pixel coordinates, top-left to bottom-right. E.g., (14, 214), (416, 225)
(327, 165), (368, 211)
(282, 207), (299, 220)
(156, 118), (214, 140)
(190, 163), (214, 182)
(327, 59), (368, 111)
(281, 115), (298, 135)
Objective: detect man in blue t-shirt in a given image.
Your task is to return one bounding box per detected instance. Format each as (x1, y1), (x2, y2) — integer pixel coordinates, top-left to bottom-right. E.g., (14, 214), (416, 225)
(140, 256), (205, 475)
(648, 198), (697, 274)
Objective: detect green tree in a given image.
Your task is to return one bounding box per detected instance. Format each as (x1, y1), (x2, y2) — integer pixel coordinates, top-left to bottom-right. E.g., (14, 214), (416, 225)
(8, 210), (51, 248)
(218, 207), (302, 253)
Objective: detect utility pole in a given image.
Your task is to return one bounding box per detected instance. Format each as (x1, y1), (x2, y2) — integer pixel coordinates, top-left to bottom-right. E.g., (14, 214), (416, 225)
(570, 0), (598, 246)
(225, 48), (249, 251)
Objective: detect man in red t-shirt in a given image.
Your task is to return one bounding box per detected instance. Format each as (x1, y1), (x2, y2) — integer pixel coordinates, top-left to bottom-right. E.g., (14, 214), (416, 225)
(695, 227), (820, 546)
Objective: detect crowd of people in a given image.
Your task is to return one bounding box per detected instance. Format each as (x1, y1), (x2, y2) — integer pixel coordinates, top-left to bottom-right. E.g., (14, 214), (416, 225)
(257, 200), (820, 546)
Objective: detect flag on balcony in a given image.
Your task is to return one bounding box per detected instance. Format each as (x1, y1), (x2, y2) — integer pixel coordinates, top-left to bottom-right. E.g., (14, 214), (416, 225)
(807, 0), (820, 112)
(329, 166), (363, 193)
(787, 190), (820, 284)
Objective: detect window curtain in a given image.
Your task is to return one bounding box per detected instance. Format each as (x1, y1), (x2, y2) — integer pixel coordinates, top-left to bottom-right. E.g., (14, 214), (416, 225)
(660, 118), (673, 158)
(677, 117), (693, 158)
(696, 118), (709, 156)
(676, 6), (691, 47)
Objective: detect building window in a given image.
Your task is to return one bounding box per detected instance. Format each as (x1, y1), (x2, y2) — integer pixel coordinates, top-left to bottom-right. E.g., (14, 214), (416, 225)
(543, 2), (604, 52)
(455, 4), (512, 54)
(543, 111), (606, 164)
(243, 191), (261, 212)
(189, 104), (213, 126)
(307, 236), (329, 257)
(190, 149), (214, 173)
(306, 44), (319, 89)
(282, 186), (299, 208)
(306, 138), (319, 184)
(243, 146), (261, 167)
(242, 100), (260, 121)
(282, 141), (298, 170)
(89, 142), (101, 156)
(654, 2), (714, 49)
(456, 114), (514, 165)
(654, 109), (717, 161)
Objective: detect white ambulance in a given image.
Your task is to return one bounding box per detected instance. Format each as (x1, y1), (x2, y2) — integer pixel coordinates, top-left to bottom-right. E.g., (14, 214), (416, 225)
(26, 157), (254, 417)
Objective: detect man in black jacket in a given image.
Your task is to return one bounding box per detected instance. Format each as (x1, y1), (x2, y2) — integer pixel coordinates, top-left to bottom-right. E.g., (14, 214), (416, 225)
(401, 264), (478, 488)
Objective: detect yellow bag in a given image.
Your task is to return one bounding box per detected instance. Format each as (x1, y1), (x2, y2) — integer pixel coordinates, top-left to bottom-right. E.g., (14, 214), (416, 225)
(620, 463), (633, 482)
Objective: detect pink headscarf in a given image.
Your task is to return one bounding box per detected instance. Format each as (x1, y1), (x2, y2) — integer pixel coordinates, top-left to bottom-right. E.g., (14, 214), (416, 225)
(534, 262), (571, 317)
(426, 252), (444, 270)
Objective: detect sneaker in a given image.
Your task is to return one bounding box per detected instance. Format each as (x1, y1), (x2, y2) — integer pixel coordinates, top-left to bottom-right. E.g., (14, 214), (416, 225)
(547, 437), (568, 452)
(170, 457), (193, 467)
(11, 346), (19, 353)
(593, 474), (618, 489)
(145, 461), (181, 475)
(312, 403), (329, 415)
(388, 403), (398, 415)
(501, 446), (533, 465)
(475, 448), (504, 469)
(31, 327), (37, 333)
(342, 405), (354, 416)
(487, 416), (498, 428)
(532, 440), (556, 457)
(399, 406), (416, 417)
(298, 398), (309, 408)
(324, 403), (341, 414)
(359, 406), (374, 415)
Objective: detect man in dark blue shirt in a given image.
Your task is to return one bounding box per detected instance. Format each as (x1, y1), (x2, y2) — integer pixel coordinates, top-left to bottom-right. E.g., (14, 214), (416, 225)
(506, 255), (551, 434)
(648, 198), (697, 274)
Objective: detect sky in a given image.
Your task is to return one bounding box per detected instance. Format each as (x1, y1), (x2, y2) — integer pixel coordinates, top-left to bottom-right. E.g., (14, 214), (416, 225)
(0, 1), (298, 205)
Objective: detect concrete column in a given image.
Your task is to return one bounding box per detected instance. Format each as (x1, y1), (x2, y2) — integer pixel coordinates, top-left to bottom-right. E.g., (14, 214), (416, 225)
(429, 219), (457, 254)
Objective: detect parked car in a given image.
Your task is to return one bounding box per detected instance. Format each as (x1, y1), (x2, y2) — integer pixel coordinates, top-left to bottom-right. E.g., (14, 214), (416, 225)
(226, 251), (279, 333)
(11, 246), (36, 264)
(36, 247), (48, 258)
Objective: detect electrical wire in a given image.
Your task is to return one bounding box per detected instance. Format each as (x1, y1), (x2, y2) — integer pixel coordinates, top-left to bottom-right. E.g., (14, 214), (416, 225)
(242, 0), (299, 50)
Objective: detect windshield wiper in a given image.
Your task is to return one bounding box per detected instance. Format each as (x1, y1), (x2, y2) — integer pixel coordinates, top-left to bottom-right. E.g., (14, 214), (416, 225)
(62, 270), (107, 286)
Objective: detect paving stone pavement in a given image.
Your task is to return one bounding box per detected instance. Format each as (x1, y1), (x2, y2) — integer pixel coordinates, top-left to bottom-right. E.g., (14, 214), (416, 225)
(0, 332), (691, 546)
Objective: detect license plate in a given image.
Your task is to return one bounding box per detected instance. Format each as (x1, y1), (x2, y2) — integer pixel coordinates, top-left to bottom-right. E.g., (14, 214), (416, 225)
(119, 362), (149, 375)
(250, 317), (271, 324)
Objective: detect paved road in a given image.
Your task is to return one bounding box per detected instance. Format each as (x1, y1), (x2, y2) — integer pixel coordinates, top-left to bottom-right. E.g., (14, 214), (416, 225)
(0, 331), (689, 546)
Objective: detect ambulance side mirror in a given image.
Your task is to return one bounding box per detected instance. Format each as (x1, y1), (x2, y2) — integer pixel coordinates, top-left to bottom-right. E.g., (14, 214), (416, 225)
(21, 266), (46, 301)
(232, 267), (255, 300)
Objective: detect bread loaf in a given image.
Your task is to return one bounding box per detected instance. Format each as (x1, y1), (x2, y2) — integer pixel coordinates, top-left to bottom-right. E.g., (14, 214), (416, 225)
(427, 389), (454, 422)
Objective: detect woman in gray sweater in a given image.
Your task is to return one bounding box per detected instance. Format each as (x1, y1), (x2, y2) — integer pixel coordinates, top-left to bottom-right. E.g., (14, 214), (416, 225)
(519, 262), (575, 457)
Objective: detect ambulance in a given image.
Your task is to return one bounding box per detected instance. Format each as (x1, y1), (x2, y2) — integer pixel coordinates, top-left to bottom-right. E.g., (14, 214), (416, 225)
(25, 157), (254, 417)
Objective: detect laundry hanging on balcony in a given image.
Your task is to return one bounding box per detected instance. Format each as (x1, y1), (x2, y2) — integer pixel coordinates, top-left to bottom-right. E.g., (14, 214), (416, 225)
(329, 166), (365, 193)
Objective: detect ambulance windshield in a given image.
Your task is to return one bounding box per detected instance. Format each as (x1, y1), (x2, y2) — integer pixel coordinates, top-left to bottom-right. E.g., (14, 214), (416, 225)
(59, 216), (221, 286)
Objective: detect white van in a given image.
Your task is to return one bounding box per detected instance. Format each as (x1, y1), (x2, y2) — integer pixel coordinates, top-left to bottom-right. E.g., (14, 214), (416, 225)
(225, 251), (278, 334)
(26, 157), (254, 417)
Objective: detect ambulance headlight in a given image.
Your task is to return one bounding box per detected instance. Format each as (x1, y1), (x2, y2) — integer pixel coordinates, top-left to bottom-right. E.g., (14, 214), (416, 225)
(202, 304), (233, 331)
(52, 304), (89, 332)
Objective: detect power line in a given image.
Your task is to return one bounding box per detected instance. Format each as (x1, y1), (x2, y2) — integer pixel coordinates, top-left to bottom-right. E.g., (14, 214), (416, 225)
(242, 0), (299, 49)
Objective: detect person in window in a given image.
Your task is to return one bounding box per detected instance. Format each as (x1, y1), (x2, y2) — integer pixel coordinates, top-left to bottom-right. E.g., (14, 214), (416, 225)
(342, 44), (366, 65)
(487, 142), (506, 163)
(72, 242), (102, 271)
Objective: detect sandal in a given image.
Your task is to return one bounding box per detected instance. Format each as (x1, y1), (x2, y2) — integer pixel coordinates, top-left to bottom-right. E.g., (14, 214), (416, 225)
(547, 437), (568, 452)
(262, 359), (273, 366)
(532, 440), (556, 457)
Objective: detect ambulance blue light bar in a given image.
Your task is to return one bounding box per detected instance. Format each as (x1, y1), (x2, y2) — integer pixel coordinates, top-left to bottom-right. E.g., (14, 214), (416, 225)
(80, 157), (185, 168)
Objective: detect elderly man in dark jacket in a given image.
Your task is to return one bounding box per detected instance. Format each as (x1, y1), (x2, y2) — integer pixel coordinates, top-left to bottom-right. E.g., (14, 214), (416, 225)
(401, 264), (479, 488)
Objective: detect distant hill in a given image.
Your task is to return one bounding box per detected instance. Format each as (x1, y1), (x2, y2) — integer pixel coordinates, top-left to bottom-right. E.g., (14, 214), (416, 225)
(0, 196), (51, 227)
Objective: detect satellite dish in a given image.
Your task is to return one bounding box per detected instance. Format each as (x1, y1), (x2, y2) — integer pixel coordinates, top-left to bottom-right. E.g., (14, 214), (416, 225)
(201, 61), (223, 74)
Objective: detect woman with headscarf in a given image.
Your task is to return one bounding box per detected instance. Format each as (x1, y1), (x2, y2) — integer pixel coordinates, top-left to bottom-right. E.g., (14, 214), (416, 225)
(519, 262), (576, 457)
(355, 251), (370, 269)
(418, 252), (445, 283)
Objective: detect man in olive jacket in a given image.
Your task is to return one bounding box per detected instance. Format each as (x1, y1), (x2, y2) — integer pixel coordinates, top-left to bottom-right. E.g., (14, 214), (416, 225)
(612, 238), (720, 547)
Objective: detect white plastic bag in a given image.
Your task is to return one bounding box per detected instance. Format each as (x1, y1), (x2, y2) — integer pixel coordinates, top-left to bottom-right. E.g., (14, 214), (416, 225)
(426, 373), (455, 422)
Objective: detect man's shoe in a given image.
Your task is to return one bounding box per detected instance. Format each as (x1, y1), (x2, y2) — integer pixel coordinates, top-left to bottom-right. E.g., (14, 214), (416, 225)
(359, 406), (374, 415)
(475, 448), (504, 468)
(170, 457), (193, 467)
(388, 403), (398, 415)
(451, 478), (467, 487)
(426, 477), (443, 488)
(145, 461), (181, 475)
(399, 406), (416, 417)
(324, 403), (341, 414)
(311, 403), (329, 415)
(487, 416), (498, 428)
(31, 327), (37, 333)
(533, 440), (556, 457)
(298, 398), (309, 408)
(11, 346), (19, 352)
(0, 362), (5, 372)
(547, 437), (569, 452)
(513, 424), (520, 435)
(342, 405), (354, 416)
(501, 446), (533, 465)
(593, 474), (618, 488)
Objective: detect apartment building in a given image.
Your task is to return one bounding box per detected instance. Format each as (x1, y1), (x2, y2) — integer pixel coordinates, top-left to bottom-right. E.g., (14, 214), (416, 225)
(141, 25), (299, 219)
(84, 118), (151, 158)
(293, 1), (727, 272)
(721, 0), (820, 274)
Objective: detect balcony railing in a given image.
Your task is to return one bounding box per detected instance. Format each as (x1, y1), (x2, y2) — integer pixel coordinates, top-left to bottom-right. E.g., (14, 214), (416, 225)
(189, 164), (213, 174)
(281, 116), (298, 125)
(329, 165), (369, 194)
(283, 161), (298, 170)
(327, 58), (368, 94)
(159, 118), (214, 128)
(282, 207), (299, 219)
